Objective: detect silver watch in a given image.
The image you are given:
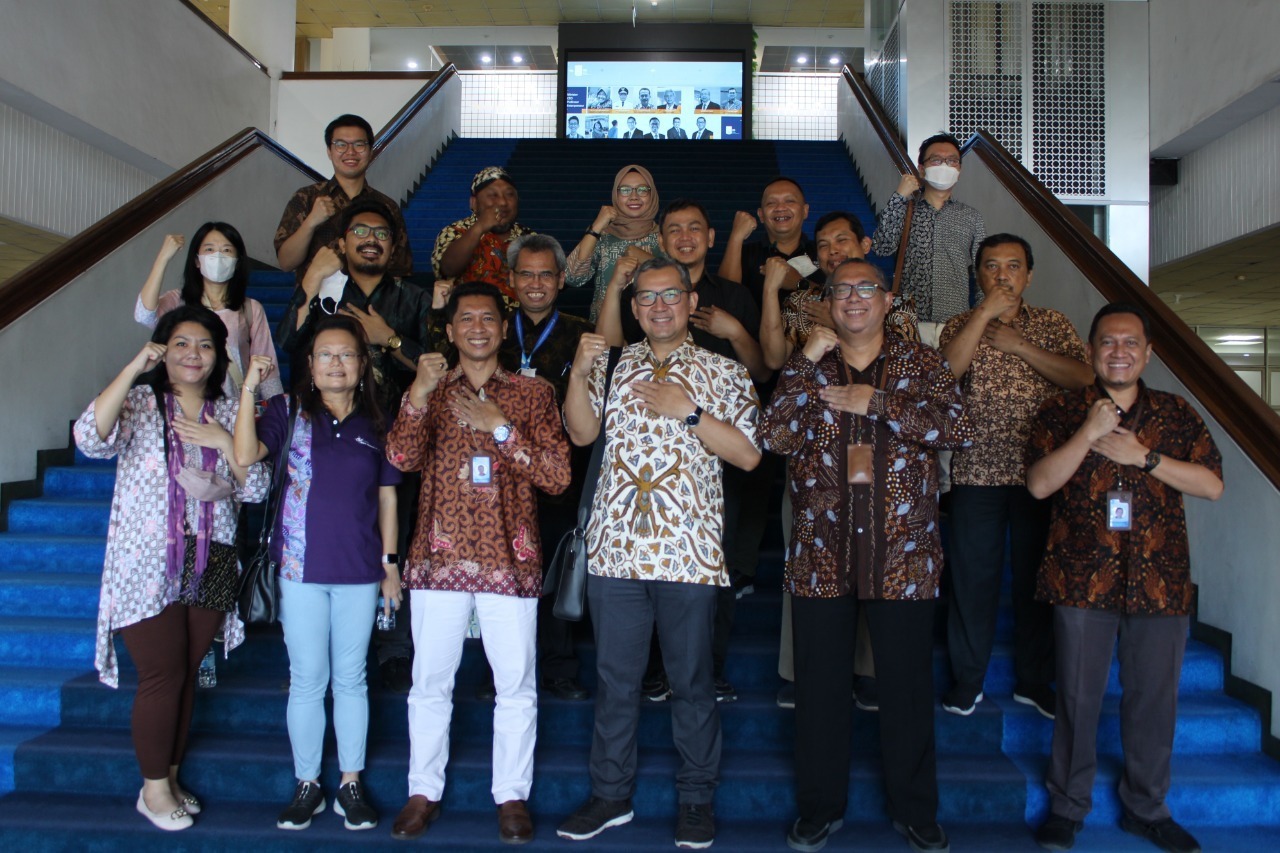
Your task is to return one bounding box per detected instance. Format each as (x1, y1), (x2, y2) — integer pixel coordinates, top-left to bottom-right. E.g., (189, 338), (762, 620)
(492, 422), (513, 444)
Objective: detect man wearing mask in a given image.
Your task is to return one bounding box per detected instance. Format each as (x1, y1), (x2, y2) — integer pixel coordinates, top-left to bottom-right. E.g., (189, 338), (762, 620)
(433, 167), (533, 304)
(871, 132), (986, 347)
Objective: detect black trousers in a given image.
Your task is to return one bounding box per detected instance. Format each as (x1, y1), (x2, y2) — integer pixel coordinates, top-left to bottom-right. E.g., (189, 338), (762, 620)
(793, 595), (938, 827)
(946, 484), (1054, 690)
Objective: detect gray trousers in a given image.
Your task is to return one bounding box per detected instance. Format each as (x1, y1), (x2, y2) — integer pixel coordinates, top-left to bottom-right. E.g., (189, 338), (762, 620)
(1049, 605), (1187, 823)
(587, 574), (721, 804)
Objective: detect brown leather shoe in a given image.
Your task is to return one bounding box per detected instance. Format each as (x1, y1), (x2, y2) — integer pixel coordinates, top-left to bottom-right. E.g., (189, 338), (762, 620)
(391, 795), (440, 840)
(497, 799), (533, 845)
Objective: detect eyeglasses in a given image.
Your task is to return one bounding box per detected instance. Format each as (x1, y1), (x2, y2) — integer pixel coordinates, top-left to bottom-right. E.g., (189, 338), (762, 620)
(617, 185), (652, 197)
(828, 283), (884, 301)
(330, 140), (370, 153)
(634, 287), (688, 306)
(313, 351), (361, 365)
(347, 224), (391, 241)
(923, 156), (961, 167)
(514, 269), (559, 284)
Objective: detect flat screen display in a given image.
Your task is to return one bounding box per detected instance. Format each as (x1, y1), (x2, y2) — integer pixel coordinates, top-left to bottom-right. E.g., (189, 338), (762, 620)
(562, 55), (744, 141)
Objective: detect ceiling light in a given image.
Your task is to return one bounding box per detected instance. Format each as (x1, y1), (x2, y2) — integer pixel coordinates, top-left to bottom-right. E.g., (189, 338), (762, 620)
(1218, 335), (1263, 343)
(512, 54), (523, 63)
(796, 55), (808, 64)
(829, 55), (841, 65)
(406, 60), (418, 69)
(481, 54), (491, 63)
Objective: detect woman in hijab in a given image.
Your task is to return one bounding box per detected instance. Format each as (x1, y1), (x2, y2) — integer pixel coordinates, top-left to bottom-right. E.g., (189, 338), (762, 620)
(564, 164), (663, 321)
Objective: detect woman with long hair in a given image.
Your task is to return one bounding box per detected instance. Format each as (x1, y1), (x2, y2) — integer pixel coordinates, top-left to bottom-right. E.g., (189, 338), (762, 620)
(136, 221), (283, 399)
(74, 304), (268, 831)
(564, 164), (663, 320)
(233, 314), (401, 832)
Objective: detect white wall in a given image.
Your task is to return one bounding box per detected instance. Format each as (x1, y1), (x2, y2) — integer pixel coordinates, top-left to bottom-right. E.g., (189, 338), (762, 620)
(0, 146), (316, 488)
(276, 78), (434, 175)
(1149, 0), (1280, 153)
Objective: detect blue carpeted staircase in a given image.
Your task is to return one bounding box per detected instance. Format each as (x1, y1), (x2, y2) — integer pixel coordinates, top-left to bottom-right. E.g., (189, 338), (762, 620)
(1, 138), (1279, 850)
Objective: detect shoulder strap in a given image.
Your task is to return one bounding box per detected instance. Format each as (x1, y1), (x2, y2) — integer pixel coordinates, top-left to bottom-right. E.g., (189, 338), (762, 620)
(576, 346), (623, 528)
(257, 396), (298, 549)
(891, 197), (916, 296)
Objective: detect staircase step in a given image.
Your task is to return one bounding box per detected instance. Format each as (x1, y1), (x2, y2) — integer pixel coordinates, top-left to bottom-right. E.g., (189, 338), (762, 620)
(4, 498), (109, 537)
(40, 466), (115, 499)
(0, 666), (84, 726)
(0, 572), (100, 619)
(0, 616), (96, 668)
(0, 534), (106, 573)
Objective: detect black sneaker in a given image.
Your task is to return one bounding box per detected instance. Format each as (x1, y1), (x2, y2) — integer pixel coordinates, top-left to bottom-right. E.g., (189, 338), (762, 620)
(1034, 813), (1084, 850)
(675, 802), (715, 849)
(642, 674), (672, 702)
(892, 820), (950, 852)
(542, 676), (590, 701)
(277, 780), (325, 830)
(333, 780), (377, 830)
(1014, 684), (1057, 720)
(557, 796), (634, 841)
(714, 676), (738, 703)
(941, 683), (983, 716)
(853, 675), (879, 711)
(787, 817), (844, 852)
(1119, 812), (1202, 853)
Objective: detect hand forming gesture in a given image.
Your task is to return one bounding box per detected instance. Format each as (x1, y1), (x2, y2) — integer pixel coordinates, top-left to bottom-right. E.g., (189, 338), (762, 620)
(896, 173), (921, 197)
(630, 377), (696, 421)
(157, 234), (185, 263)
(801, 325), (839, 364)
(341, 303), (395, 347)
(1091, 426), (1149, 468)
(409, 351), (449, 407)
(571, 333), (609, 380)
(243, 355), (275, 393)
(729, 211), (758, 242)
(448, 386), (507, 433)
(305, 195), (337, 228)
(690, 305), (745, 341)
(301, 246), (343, 298)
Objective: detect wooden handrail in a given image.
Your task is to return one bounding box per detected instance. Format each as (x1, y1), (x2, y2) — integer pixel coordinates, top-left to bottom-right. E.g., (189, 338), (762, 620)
(282, 71), (438, 81)
(177, 0), (269, 77)
(961, 129), (1280, 490)
(0, 129), (321, 332)
(373, 65), (458, 157)
(842, 68), (918, 178)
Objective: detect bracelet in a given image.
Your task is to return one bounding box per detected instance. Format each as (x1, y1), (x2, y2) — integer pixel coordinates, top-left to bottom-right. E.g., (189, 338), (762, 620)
(241, 385), (257, 395)
(585, 228), (602, 239)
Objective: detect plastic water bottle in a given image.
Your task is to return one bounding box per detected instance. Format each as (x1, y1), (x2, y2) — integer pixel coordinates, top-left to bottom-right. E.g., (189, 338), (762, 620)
(198, 647), (217, 688)
(466, 607), (482, 639)
(376, 597), (396, 631)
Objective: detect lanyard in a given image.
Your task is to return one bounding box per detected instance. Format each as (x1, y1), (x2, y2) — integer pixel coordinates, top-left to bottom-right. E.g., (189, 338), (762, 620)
(515, 311), (559, 370)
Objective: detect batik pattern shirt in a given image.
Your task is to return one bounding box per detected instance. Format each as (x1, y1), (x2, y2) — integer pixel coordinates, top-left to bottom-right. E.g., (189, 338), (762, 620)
(1027, 383), (1222, 615)
(762, 338), (972, 600)
(74, 388), (268, 687)
(386, 367), (570, 597)
(585, 337), (761, 586)
(431, 216), (533, 301)
(274, 178), (412, 283)
(564, 230), (663, 321)
(871, 192), (985, 323)
(941, 303), (1088, 486)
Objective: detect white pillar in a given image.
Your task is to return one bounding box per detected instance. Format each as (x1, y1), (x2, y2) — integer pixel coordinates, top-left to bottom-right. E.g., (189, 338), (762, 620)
(331, 28), (372, 72)
(228, 0), (295, 73)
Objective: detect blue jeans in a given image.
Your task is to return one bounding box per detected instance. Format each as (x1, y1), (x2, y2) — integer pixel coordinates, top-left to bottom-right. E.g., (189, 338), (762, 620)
(279, 577), (379, 780)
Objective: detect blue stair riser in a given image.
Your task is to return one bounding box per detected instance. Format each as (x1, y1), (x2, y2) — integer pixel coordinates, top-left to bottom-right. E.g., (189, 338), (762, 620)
(0, 535), (106, 573)
(0, 620), (95, 668)
(0, 575), (99, 619)
(4, 499), (109, 537)
(40, 467), (116, 499)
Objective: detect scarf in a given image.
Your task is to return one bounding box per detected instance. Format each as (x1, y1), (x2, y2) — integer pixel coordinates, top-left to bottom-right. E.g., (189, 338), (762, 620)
(606, 164), (661, 242)
(164, 394), (220, 587)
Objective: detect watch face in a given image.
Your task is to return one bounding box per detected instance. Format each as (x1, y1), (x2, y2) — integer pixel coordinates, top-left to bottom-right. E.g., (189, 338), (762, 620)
(494, 424), (512, 442)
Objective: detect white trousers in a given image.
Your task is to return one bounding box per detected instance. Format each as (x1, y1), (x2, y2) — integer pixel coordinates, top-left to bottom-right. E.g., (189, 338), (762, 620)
(407, 589), (538, 803)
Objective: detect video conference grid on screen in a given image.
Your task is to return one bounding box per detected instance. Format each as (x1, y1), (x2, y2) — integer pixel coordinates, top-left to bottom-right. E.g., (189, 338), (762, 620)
(564, 60), (744, 140)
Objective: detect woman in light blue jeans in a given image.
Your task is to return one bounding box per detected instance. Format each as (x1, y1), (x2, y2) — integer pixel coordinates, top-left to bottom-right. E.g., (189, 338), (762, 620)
(234, 315), (402, 831)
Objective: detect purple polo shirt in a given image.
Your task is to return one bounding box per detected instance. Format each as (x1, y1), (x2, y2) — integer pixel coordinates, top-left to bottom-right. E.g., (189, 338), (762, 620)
(259, 395), (401, 585)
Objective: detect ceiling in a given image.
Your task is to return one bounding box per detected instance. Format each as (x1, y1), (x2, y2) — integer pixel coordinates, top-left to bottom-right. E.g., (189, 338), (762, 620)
(1150, 224), (1280, 327)
(194, 1), (863, 37)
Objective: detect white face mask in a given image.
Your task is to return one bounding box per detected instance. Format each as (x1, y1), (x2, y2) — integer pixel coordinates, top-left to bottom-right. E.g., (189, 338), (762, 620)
(198, 253), (237, 283)
(923, 164), (960, 191)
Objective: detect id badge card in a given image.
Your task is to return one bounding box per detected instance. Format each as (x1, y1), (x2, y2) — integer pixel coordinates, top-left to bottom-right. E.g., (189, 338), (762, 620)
(1107, 490), (1132, 530)
(847, 442), (874, 485)
(471, 453), (493, 485)
(519, 367), (537, 378)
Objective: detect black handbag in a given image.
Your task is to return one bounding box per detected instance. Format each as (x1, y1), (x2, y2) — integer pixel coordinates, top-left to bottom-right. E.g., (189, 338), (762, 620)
(543, 346), (622, 622)
(237, 397), (297, 625)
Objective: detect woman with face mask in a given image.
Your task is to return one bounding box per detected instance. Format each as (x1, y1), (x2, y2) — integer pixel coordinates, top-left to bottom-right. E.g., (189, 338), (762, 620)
(74, 305), (269, 830)
(136, 222), (284, 399)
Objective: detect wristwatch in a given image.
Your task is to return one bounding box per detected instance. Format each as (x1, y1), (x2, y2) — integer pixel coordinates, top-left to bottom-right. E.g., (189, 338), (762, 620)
(493, 422), (513, 444)
(585, 228), (602, 239)
(685, 405), (703, 427)
(1142, 450), (1162, 473)
(386, 334), (403, 351)
(382, 553), (399, 566)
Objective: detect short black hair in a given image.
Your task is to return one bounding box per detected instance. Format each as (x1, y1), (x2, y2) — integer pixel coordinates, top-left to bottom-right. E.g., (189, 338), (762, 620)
(977, 233), (1035, 271)
(634, 256), (692, 291)
(340, 199), (399, 243)
(1089, 302), (1152, 345)
(658, 198), (711, 231)
(444, 281), (506, 324)
(761, 176), (806, 202)
(325, 114), (374, 148)
(814, 210), (867, 241)
(917, 132), (963, 165)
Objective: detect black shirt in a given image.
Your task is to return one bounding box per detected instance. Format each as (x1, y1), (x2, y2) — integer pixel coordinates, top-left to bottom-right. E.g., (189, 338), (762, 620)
(498, 309), (595, 406)
(737, 234), (822, 313)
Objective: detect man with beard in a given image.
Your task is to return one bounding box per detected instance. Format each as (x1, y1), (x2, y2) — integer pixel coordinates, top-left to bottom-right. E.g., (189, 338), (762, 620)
(433, 167), (534, 304)
(278, 199), (438, 692)
(386, 282), (570, 843)
(274, 114), (412, 285)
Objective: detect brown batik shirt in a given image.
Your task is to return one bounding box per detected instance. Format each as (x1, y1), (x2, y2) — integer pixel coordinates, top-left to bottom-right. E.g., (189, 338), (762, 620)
(386, 366), (571, 597)
(1027, 382), (1222, 615)
(762, 336), (973, 600)
(941, 303), (1087, 486)
(274, 178), (413, 283)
